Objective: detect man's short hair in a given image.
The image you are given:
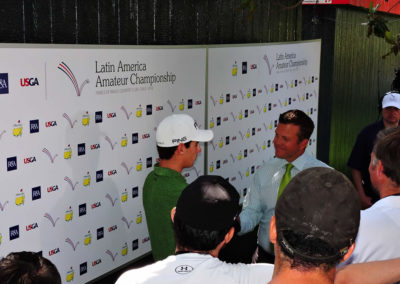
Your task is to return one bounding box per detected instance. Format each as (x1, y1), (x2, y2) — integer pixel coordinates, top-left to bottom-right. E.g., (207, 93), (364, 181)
(156, 141), (191, 160)
(173, 175), (240, 252)
(373, 129), (400, 186)
(0, 251), (61, 284)
(278, 109), (314, 142)
(275, 167), (360, 270)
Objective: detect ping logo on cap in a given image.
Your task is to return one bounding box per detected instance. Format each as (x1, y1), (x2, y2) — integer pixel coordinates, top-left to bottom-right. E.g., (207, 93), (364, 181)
(172, 136), (187, 144)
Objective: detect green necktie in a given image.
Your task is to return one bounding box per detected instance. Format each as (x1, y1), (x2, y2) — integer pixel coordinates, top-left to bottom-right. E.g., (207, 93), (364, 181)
(277, 163), (294, 199)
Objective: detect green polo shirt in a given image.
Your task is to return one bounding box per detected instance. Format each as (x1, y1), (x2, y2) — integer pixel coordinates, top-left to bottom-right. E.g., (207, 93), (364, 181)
(143, 163), (188, 261)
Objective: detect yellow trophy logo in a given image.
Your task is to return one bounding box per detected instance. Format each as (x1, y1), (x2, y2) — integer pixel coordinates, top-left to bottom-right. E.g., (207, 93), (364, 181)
(83, 172), (91, 187)
(263, 104), (267, 113)
(209, 162), (214, 173)
(238, 111), (243, 120)
(64, 145), (72, 159)
(284, 99), (288, 106)
(136, 105), (142, 118)
(136, 211), (143, 224)
(269, 121), (273, 130)
(218, 138), (223, 148)
(82, 111), (90, 126)
(121, 135), (128, 147)
(209, 118), (214, 129)
(246, 168), (250, 177)
(263, 141), (266, 150)
(0, 233), (2, 246)
(247, 90), (251, 99)
(84, 231), (92, 246)
(15, 189), (25, 206)
(136, 159), (142, 172)
(66, 268), (74, 282)
(246, 129), (251, 139)
(219, 95), (224, 105)
(270, 85), (274, 93)
(65, 207), (73, 222)
(232, 62), (238, 76)
(238, 151), (243, 161)
(179, 99), (184, 111)
(121, 190), (128, 203)
(13, 121), (23, 137)
(121, 243), (128, 256)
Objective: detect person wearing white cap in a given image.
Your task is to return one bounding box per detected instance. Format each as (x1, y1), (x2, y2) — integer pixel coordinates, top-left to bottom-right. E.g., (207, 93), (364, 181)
(142, 114), (213, 261)
(348, 91), (400, 209)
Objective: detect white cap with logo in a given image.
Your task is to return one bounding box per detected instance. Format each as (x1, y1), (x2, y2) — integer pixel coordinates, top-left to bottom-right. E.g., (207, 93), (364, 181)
(156, 114), (214, 147)
(383, 92), (400, 109)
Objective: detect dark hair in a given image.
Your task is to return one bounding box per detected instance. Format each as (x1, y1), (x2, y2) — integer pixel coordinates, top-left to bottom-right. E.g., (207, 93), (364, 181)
(0, 251), (61, 284)
(374, 130), (400, 186)
(157, 141), (191, 160)
(277, 230), (342, 272)
(173, 216), (236, 252)
(278, 109), (314, 142)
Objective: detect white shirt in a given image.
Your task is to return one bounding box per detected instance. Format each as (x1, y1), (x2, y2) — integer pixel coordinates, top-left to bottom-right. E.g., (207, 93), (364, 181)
(116, 253), (274, 284)
(344, 195), (400, 264)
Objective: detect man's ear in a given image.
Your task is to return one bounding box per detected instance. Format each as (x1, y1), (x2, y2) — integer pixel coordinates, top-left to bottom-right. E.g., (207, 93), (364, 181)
(176, 143), (185, 155)
(171, 207), (176, 223)
(341, 243), (355, 262)
(299, 138), (309, 151)
(224, 227), (235, 245)
(269, 216), (277, 244)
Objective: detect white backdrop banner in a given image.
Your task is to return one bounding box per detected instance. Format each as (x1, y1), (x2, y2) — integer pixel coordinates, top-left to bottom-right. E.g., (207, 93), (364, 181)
(0, 40), (321, 283)
(207, 41), (321, 201)
(0, 46), (206, 283)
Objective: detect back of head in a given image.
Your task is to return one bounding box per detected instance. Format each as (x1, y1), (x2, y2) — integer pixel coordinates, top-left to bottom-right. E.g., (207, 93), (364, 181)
(173, 175), (240, 252)
(275, 167), (360, 271)
(373, 129), (400, 186)
(0, 251), (61, 284)
(278, 109), (314, 141)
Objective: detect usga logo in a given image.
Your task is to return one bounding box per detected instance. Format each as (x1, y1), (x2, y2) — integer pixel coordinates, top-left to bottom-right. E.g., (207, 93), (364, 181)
(45, 121), (57, 127)
(92, 258), (102, 267)
(142, 133), (150, 139)
(47, 185), (59, 193)
(108, 169), (117, 176)
(48, 248), (60, 256)
(155, 106), (163, 111)
(108, 225), (117, 232)
(91, 201), (101, 209)
(91, 143), (100, 150)
(142, 236), (150, 243)
(24, 156), (36, 164)
(20, 77), (39, 87)
(107, 112), (116, 118)
(26, 222), (38, 231)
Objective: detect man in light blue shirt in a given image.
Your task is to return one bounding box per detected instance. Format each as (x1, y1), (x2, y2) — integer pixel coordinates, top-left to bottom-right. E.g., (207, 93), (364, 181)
(239, 109), (329, 263)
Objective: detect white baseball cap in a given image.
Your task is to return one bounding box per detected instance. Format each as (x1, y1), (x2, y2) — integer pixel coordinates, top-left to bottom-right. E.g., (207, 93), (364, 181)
(382, 92), (400, 109)
(156, 114), (213, 147)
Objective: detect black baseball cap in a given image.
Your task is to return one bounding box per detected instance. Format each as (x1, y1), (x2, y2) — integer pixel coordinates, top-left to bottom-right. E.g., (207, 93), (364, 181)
(175, 175), (240, 231)
(275, 167), (361, 262)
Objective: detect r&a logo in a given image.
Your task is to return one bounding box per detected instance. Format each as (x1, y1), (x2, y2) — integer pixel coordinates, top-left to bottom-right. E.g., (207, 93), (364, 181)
(31, 186), (41, 201)
(77, 143), (86, 156)
(9, 225), (19, 240)
(97, 227), (104, 240)
(79, 203), (87, 216)
(95, 111), (103, 123)
(96, 170), (103, 182)
(132, 133), (138, 144)
(80, 262), (87, 275)
(20, 77), (39, 87)
(146, 104), (152, 115)
(30, 119), (39, 133)
(0, 73), (9, 94)
(132, 187), (139, 198)
(146, 157), (152, 168)
(132, 239), (139, 250)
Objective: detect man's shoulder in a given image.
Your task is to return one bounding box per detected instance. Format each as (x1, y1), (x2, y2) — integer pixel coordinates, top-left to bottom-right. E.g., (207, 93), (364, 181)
(358, 120), (383, 136)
